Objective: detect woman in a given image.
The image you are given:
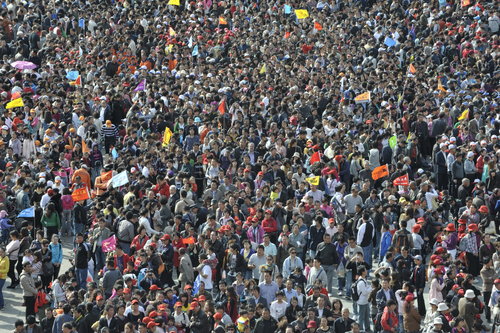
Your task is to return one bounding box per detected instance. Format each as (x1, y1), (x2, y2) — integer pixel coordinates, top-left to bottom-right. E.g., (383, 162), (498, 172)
(48, 234), (63, 280)
(285, 296), (302, 323)
(52, 274), (67, 307)
(403, 294), (421, 333)
(381, 299), (399, 333)
(6, 230), (20, 288)
(225, 286), (239, 322)
(240, 240), (255, 280)
(39, 240), (54, 289)
(127, 300), (144, 328)
(316, 317), (332, 333)
(131, 225), (149, 255)
(0, 247), (9, 309)
(41, 203), (61, 241)
(429, 268), (445, 303)
(331, 298), (343, 321)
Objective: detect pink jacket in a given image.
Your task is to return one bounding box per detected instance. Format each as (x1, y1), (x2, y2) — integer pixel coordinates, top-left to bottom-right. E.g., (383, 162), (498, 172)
(246, 225), (265, 244)
(429, 277), (445, 302)
(61, 195), (75, 211)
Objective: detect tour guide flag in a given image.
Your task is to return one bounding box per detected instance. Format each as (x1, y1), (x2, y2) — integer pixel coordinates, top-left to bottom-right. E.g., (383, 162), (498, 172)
(309, 151), (321, 165)
(162, 127), (173, 147)
(408, 63), (416, 74)
(6, 97), (24, 109)
(295, 9), (309, 19)
(372, 164), (389, 180)
(134, 79), (146, 92)
(457, 109), (469, 121)
(393, 174), (410, 186)
(71, 187), (90, 202)
(354, 92), (371, 104)
(168, 0), (180, 5)
(306, 176), (320, 186)
(102, 235), (117, 252)
(218, 99), (226, 115)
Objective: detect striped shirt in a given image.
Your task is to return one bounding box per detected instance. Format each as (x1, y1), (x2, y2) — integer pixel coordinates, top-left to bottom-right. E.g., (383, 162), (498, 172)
(101, 124), (118, 138)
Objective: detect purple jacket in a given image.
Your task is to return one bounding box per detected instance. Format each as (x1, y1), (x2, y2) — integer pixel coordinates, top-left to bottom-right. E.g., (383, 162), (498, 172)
(246, 225), (265, 244)
(0, 218), (13, 230)
(443, 232), (458, 250)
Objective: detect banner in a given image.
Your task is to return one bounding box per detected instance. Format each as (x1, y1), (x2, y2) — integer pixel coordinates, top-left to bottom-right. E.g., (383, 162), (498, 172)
(134, 79), (146, 92)
(102, 235), (117, 252)
(71, 187), (90, 202)
(393, 174), (410, 186)
(162, 127), (173, 147)
(306, 176), (320, 186)
(354, 92), (371, 104)
(295, 9), (309, 19)
(6, 98), (24, 109)
(112, 170), (129, 188)
(309, 151), (321, 165)
(372, 164), (389, 180)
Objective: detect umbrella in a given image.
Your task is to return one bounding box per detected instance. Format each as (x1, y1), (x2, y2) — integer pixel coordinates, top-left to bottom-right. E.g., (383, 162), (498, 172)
(10, 61), (38, 70)
(17, 207), (35, 218)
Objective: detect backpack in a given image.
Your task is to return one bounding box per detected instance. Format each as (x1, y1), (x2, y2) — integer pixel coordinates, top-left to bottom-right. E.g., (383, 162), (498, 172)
(351, 278), (364, 302)
(374, 311), (383, 332)
(395, 231), (409, 250)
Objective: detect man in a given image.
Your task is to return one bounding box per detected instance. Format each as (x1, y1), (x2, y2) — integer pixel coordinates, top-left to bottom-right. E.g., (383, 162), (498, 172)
(198, 254), (213, 293)
(270, 291), (288, 320)
(435, 143), (448, 190)
(376, 279), (397, 313)
(13, 320), (25, 333)
(247, 286), (268, 308)
(117, 212), (136, 254)
(248, 245), (267, 281)
(282, 247), (304, 279)
(25, 315), (42, 333)
(356, 213), (375, 268)
(40, 307), (55, 333)
(355, 266), (372, 333)
(315, 233), (339, 295)
(102, 259), (122, 299)
(97, 305), (118, 332)
(189, 301), (209, 333)
(259, 270), (279, 306)
(411, 255), (427, 316)
(20, 262), (38, 319)
(16, 184), (31, 211)
(178, 247), (194, 289)
(52, 304), (74, 333)
(344, 236), (363, 299)
(254, 307), (278, 333)
(74, 233), (90, 290)
(334, 308), (355, 333)
(458, 289), (479, 330)
(307, 258), (327, 287)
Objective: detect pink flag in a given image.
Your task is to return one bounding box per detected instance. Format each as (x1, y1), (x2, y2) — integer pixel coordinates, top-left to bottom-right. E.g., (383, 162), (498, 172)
(133, 79), (146, 92)
(204, 0), (212, 10)
(102, 235), (117, 252)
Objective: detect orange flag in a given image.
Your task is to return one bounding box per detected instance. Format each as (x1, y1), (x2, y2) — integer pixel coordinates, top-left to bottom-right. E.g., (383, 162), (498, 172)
(101, 170), (113, 183)
(310, 151), (321, 165)
(82, 139), (90, 153)
(71, 187), (90, 202)
(11, 91), (21, 100)
(372, 165), (389, 180)
(284, 31), (291, 39)
(168, 59), (178, 70)
(219, 17), (227, 25)
(182, 237), (196, 245)
(314, 22), (323, 31)
(461, 0), (471, 7)
(218, 100), (226, 115)
(408, 64), (416, 74)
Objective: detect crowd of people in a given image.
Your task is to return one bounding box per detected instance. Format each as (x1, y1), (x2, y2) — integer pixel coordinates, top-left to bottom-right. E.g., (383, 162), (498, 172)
(0, 0), (499, 332)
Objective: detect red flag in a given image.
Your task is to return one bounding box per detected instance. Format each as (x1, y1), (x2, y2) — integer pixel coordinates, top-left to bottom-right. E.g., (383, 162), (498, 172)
(393, 174), (410, 186)
(11, 91), (21, 100)
(408, 64), (416, 74)
(314, 22), (323, 31)
(284, 31), (291, 39)
(218, 100), (226, 115)
(168, 59), (178, 70)
(310, 151), (320, 165)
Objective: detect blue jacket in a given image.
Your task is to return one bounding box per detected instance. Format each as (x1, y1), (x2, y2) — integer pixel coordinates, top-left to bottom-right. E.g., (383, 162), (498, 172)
(49, 242), (63, 265)
(379, 231), (392, 259)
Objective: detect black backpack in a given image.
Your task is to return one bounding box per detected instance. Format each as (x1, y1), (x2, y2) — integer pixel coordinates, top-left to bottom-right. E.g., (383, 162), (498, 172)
(395, 231), (409, 250)
(351, 278), (364, 302)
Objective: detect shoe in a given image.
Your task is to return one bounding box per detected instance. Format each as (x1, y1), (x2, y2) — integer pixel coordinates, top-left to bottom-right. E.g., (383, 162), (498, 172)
(345, 295), (351, 300)
(6, 285), (15, 289)
(0, 307), (4, 311)
(338, 291), (343, 296)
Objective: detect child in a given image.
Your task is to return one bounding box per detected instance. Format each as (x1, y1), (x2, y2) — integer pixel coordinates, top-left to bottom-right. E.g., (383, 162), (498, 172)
(0, 210), (13, 245)
(31, 252), (43, 280)
(60, 188), (75, 237)
(379, 224), (393, 262)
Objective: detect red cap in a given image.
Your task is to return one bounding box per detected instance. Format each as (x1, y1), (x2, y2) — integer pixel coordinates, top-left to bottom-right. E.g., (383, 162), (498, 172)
(417, 217), (425, 223)
(405, 294), (415, 302)
(189, 301), (199, 310)
(143, 317), (152, 324)
(452, 284), (460, 291)
(161, 234), (171, 241)
(257, 171), (264, 176)
(435, 247), (446, 254)
(430, 254), (438, 261)
(468, 224), (478, 232)
(147, 322), (159, 329)
(149, 311), (159, 318)
(96, 295), (104, 301)
(244, 168), (250, 173)
(478, 205), (488, 213)
(414, 200), (421, 205)
(265, 209), (272, 215)
(458, 289), (465, 296)
(432, 259), (442, 266)
(307, 321), (317, 328)
(494, 279), (500, 284)
(150, 284), (160, 291)
(184, 284), (192, 290)
(213, 312), (223, 320)
(445, 223), (456, 232)
(123, 288), (131, 294)
(158, 304), (167, 310)
(412, 224), (421, 233)
(198, 295), (206, 301)
(131, 299), (139, 304)
(458, 218), (467, 225)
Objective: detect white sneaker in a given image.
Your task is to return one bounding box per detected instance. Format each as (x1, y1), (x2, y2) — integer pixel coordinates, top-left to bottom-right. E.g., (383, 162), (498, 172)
(338, 291), (343, 296)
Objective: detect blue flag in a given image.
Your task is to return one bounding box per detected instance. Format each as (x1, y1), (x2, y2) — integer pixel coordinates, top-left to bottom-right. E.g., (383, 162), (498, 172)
(66, 71), (79, 80)
(384, 37), (396, 47)
(192, 45), (199, 57)
(284, 4), (292, 14)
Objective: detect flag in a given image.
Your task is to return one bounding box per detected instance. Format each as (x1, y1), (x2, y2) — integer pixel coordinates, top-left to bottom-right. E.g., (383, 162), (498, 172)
(11, 92), (21, 100)
(314, 22), (323, 30)
(69, 75), (81, 86)
(354, 92), (371, 104)
(168, 59), (178, 70)
(134, 79), (146, 92)
(408, 64), (416, 74)
(393, 174), (410, 186)
(111, 171), (129, 188)
(182, 237), (196, 245)
(169, 27), (176, 36)
(192, 45), (199, 57)
(6, 98), (24, 109)
(260, 63), (266, 74)
(66, 71), (79, 80)
(372, 165), (389, 180)
(461, 0), (471, 7)
(102, 235), (117, 252)
(188, 36), (193, 48)
(168, 0), (180, 5)
(284, 31), (291, 38)
(389, 135), (397, 149)
(457, 109), (469, 121)
(437, 79), (446, 92)
(284, 4), (292, 14)
(162, 127), (173, 147)
(309, 151), (321, 165)
(79, 46), (83, 57)
(219, 16), (227, 25)
(81, 139), (90, 153)
(218, 99), (226, 115)
(101, 170), (113, 183)
(306, 176), (320, 186)
(71, 187), (90, 202)
(295, 9), (309, 19)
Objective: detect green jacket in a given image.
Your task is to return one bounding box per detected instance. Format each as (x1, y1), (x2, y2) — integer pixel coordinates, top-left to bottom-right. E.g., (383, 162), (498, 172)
(41, 212), (60, 229)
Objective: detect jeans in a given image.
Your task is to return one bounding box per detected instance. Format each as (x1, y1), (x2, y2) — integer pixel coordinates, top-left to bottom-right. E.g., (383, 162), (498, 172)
(73, 223), (85, 248)
(24, 295), (36, 319)
(8, 259), (17, 285)
(338, 276), (346, 293)
(362, 243), (373, 268)
(358, 303), (371, 332)
(346, 270), (353, 297)
(308, 250), (316, 259)
(398, 314), (404, 333)
(119, 242), (131, 255)
(374, 230), (381, 258)
(76, 268), (88, 291)
(323, 264), (336, 294)
(0, 278), (5, 307)
(61, 210), (73, 236)
(95, 246), (106, 272)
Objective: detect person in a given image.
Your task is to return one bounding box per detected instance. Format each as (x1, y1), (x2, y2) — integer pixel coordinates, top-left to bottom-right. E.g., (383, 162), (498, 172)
(40, 307), (55, 333)
(6, 230), (20, 288)
(74, 233), (90, 290)
(314, 233), (339, 295)
(20, 262), (38, 319)
(381, 299), (399, 333)
(189, 301), (209, 333)
(25, 315), (42, 333)
(97, 304), (117, 332)
(102, 259), (122, 299)
(0, 246), (9, 310)
(403, 294), (421, 333)
(355, 266), (372, 332)
(457, 289), (479, 331)
(254, 307), (278, 333)
(13, 320), (25, 333)
(40, 203), (61, 241)
(52, 304), (74, 333)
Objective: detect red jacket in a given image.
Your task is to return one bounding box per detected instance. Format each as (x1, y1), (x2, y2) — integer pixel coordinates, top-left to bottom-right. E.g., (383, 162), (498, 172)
(153, 183), (170, 198)
(381, 307), (398, 332)
(113, 254), (132, 272)
(262, 217), (278, 233)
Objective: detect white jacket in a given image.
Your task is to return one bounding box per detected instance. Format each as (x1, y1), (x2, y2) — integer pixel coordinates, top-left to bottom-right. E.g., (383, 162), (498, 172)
(356, 278), (372, 305)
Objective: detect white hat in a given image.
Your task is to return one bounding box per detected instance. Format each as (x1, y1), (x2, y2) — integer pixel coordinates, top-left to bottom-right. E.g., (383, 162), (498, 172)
(467, 152), (474, 158)
(429, 298), (439, 305)
(1, 125), (8, 130)
(433, 317), (443, 325)
(449, 144), (456, 149)
(450, 137), (457, 142)
(439, 143), (447, 148)
(417, 168), (424, 174)
(437, 303), (449, 311)
(388, 195), (397, 201)
(465, 289), (475, 299)
(55, 176), (61, 182)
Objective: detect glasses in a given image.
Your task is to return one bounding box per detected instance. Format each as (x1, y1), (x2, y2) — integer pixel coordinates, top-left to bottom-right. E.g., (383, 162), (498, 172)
(291, 252), (296, 254)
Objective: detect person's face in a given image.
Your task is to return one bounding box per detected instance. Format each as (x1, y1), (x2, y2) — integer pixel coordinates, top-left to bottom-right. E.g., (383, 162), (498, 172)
(262, 309), (270, 319)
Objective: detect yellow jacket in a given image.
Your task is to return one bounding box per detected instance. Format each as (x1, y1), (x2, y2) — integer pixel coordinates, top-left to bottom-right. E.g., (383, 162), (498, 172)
(0, 256), (9, 279)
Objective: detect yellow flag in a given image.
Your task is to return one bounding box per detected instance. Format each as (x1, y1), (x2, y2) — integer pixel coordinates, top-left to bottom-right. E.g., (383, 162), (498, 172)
(295, 9), (309, 19)
(6, 97), (24, 109)
(162, 127), (173, 147)
(168, 0), (180, 5)
(306, 176), (320, 186)
(260, 64), (266, 74)
(354, 92), (371, 104)
(169, 27), (176, 36)
(165, 44), (174, 54)
(457, 109), (469, 121)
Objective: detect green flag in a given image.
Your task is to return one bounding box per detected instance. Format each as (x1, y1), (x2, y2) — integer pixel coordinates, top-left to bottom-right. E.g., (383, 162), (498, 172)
(389, 135), (397, 149)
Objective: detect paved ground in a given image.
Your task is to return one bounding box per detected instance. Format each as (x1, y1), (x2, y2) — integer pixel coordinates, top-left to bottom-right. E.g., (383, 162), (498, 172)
(0, 236), (485, 332)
